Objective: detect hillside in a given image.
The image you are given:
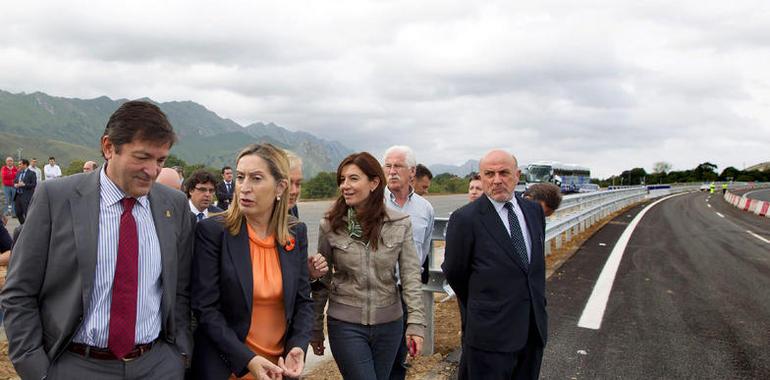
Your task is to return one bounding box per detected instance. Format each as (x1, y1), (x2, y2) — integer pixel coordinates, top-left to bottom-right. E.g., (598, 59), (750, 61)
(746, 161), (770, 172)
(0, 90), (351, 176)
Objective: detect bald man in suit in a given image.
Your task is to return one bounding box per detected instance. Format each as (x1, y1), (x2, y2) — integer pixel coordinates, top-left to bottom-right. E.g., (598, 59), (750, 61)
(443, 150), (547, 380)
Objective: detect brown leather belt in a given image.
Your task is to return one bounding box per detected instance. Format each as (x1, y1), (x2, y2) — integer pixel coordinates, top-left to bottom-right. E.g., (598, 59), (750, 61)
(68, 340), (156, 361)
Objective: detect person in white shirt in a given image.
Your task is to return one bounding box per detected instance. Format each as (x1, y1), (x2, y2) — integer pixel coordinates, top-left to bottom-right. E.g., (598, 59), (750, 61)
(29, 158), (43, 184)
(43, 156), (62, 180)
(184, 169), (222, 221)
(381, 145), (435, 380)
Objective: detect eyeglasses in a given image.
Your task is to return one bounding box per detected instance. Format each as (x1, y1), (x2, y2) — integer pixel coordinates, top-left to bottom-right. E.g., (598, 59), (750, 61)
(194, 187), (216, 194)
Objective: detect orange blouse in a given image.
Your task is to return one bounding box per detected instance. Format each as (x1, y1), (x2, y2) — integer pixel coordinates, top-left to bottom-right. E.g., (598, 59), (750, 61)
(231, 225), (286, 380)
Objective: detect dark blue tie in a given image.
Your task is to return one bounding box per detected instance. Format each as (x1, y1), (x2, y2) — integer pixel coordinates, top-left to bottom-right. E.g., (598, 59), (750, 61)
(197, 212), (204, 222)
(504, 201), (529, 268)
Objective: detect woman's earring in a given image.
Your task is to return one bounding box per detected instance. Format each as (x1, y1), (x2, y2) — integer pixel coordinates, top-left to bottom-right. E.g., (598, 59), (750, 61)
(277, 195), (281, 201)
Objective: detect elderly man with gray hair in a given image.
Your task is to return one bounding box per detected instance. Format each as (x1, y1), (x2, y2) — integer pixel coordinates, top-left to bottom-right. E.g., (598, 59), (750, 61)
(83, 161), (98, 173)
(284, 151), (328, 283)
(382, 145), (435, 380)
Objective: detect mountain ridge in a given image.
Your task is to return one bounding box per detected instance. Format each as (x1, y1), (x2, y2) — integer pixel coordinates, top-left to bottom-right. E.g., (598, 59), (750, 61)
(0, 89), (352, 177)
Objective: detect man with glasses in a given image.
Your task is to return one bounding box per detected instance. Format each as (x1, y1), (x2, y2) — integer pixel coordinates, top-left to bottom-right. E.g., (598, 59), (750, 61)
(185, 169), (223, 222)
(382, 145), (435, 380)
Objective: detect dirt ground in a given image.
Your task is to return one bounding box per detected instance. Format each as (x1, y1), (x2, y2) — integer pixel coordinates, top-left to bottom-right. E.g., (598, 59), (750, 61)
(0, 341), (18, 380)
(0, 204), (635, 379)
(303, 297), (462, 380)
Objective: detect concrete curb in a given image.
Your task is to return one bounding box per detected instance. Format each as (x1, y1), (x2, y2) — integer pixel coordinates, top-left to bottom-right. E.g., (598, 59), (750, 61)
(724, 188), (770, 217)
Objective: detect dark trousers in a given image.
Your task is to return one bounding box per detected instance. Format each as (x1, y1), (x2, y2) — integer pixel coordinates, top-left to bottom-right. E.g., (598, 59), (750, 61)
(14, 193), (31, 224)
(328, 317), (404, 380)
(458, 310), (543, 380)
(390, 298), (409, 380)
(47, 340), (185, 380)
(462, 343), (543, 380)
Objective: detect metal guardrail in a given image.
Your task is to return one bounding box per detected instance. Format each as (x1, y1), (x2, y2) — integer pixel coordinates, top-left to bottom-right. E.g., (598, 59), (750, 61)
(419, 185), (701, 354)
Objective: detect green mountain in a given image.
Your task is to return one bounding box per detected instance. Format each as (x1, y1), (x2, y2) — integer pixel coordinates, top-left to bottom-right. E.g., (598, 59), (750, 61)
(0, 90), (351, 177)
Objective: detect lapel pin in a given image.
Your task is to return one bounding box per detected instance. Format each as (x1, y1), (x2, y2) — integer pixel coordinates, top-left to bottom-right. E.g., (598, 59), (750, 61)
(165, 210), (172, 218)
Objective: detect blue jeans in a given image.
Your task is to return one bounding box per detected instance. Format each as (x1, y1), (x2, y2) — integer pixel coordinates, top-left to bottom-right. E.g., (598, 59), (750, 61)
(2, 186), (14, 216)
(328, 317), (404, 380)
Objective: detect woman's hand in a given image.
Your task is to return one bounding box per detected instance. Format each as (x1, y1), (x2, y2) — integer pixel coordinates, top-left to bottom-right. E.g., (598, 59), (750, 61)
(310, 339), (325, 356)
(406, 335), (424, 357)
(307, 254), (328, 280)
(278, 347), (305, 378)
(247, 355), (283, 380)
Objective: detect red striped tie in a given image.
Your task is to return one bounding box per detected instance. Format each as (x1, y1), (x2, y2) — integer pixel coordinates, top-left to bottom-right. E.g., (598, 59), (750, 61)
(108, 197), (139, 359)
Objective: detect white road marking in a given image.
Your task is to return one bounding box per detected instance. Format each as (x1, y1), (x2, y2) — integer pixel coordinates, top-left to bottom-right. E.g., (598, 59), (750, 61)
(715, 212), (725, 218)
(577, 192), (688, 330)
(747, 230), (770, 244)
(707, 204), (712, 208)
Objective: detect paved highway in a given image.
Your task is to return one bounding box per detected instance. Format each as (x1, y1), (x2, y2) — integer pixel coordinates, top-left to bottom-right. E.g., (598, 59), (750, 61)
(541, 191), (770, 378)
(744, 188), (770, 202)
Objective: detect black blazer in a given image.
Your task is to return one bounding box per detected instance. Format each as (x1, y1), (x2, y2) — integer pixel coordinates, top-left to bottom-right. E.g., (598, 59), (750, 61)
(442, 194), (547, 353)
(215, 181), (234, 210)
(13, 169), (36, 200)
(191, 217), (313, 379)
(207, 205), (224, 214)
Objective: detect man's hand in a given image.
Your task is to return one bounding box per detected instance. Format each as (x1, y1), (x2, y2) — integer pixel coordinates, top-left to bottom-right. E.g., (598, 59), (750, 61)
(247, 355), (283, 380)
(310, 339), (325, 356)
(407, 335), (424, 357)
(278, 347), (305, 378)
(307, 254), (328, 280)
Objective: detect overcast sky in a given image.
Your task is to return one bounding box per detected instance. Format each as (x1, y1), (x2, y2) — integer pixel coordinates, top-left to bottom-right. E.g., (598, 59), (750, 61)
(2, 0), (769, 178)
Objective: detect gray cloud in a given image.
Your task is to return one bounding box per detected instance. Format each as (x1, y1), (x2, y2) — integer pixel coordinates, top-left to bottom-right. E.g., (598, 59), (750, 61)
(1, 0), (769, 178)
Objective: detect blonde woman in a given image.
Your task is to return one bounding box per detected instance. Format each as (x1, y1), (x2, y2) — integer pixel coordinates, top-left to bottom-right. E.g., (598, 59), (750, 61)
(192, 143), (312, 380)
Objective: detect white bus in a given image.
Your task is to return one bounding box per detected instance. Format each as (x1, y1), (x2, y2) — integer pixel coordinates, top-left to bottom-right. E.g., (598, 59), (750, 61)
(522, 161), (594, 193)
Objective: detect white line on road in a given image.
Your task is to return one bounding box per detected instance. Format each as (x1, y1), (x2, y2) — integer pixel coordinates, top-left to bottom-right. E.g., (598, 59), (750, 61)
(715, 212), (725, 218)
(577, 192), (688, 330)
(707, 204), (712, 208)
(747, 230), (770, 244)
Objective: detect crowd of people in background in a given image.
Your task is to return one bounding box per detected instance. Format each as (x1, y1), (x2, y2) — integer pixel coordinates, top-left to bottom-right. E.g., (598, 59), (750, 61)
(0, 100), (562, 380)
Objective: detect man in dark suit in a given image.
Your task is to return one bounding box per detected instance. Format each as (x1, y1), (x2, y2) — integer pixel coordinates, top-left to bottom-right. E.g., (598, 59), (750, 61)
(215, 166), (234, 210)
(442, 149), (547, 380)
(12, 159), (37, 224)
(185, 169), (224, 221)
(1, 100), (194, 380)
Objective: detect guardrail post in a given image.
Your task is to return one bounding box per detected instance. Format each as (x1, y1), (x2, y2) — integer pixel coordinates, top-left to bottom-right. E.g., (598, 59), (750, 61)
(422, 291), (435, 355)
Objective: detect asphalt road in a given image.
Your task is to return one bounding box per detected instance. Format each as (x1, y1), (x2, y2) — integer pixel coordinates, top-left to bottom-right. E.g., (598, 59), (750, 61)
(744, 188), (770, 202)
(541, 191), (770, 378)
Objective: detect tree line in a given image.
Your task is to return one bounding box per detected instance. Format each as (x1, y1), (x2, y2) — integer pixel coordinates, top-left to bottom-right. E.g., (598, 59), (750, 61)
(61, 156), (765, 199)
(597, 162), (770, 187)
